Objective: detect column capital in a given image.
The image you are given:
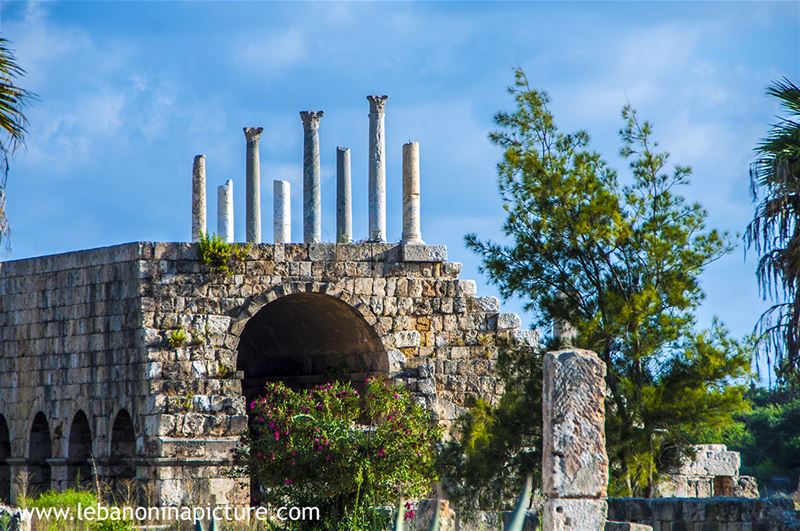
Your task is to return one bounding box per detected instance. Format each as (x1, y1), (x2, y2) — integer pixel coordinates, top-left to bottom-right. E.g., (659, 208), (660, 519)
(243, 127), (263, 144)
(299, 111), (324, 130)
(367, 95), (389, 114)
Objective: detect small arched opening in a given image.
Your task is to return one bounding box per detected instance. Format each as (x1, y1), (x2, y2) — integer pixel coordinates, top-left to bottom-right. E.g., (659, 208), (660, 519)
(109, 410), (136, 482)
(67, 411), (93, 490)
(236, 292), (388, 403)
(0, 415), (10, 502)
(28, 412), (51, 495)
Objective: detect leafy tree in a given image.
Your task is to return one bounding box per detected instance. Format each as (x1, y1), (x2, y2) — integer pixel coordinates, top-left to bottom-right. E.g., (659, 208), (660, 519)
(744, 78), (800, 384)
(0, 37), (36, 250)
(725, 386), (800, 492)
(437, 337), (542, 516)
(464, 68), (751, 496)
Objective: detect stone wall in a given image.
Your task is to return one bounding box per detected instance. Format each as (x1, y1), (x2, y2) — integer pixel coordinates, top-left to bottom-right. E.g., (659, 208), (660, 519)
(0, 244), (146, 497)
(608, 497), (800, 530)
(0, 241), (533, 507)
(656, 444), (759, 499)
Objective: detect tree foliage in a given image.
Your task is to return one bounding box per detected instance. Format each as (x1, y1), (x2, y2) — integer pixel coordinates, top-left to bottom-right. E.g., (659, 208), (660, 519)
(744, 78), (800, 384)
(465, 69), (751, 496)
(725, 386), (800, 492)
(0, 37), (36, 250)
(437, 337), (542, 515)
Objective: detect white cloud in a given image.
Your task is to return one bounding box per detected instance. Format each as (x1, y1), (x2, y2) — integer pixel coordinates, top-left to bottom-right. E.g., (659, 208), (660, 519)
(234, 29), (308, 73)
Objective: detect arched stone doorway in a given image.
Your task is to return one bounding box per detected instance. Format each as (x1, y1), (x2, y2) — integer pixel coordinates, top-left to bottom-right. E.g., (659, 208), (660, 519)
(28, 412), (51, 495)
(109, 410), (136, 482)
(236, 292), (388, 403)
(68, 411), (92, 489)
(0, 415), (10, 502)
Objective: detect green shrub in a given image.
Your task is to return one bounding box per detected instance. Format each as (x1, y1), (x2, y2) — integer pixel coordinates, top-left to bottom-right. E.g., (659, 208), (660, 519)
(166, 327), (187, 348)
(21, 488), (133, 531)
(240, 379), (442, 530)
(197, 233), (249, 275)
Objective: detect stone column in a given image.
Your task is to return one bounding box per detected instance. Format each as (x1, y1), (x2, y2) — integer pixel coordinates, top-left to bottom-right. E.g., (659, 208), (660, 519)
(244, 127), (263, 243)
(217, 179), (234, 243)
(336, 147), (352, 243)
(274, 180), (291, 244)
(401, 142), (424, 245)
(300, 111), (323, 243)
(542, 349), (609, 530)
(7, 458), (26, 504)
(48, 457), (68, 491)
(191, 155), (206, 241)
(367, 95), (388, 242)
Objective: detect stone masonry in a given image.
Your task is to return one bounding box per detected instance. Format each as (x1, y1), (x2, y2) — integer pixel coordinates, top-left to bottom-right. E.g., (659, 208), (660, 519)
(655, 444), (759, 499)
(0, 240), (534, 508)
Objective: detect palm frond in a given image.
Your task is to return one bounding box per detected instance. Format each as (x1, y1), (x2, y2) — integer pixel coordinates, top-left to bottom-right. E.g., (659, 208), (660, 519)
(747, 77), (800, 381)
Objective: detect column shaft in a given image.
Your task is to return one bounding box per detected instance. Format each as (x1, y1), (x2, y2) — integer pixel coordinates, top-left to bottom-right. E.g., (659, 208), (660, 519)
(274, 180), (291, 244)
(217, 180), (234, 243)
(191, 155), (206, 241)
(542, 349), (609, 530)
(244, 127), (264, 243)
(367, 95), (388, 242)
(336, 147), (352, 243)
(401, 142), (423, 245)
(300, 111), (324, 243)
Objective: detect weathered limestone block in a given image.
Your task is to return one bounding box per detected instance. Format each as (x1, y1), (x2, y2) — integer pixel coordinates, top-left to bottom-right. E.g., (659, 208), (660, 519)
(401, 244), (447, 262)
(543, 349), (609, 498)
(497, 312), (522, 330)
(734, 475), (760, 498)
(543, 499), (608, 531)
(674, 444), (740, 477)
(475, 296), (500, 314)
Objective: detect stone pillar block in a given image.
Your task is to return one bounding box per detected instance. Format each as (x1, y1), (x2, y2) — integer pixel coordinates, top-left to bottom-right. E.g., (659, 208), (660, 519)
(543, 349), (608, 498)
(300, 111), (324, 243)
(191, 155), (206, 241)
(336, 147), (352, 243)
(274, 180), (291, 244)
(543, 499), (608, 531)
(217, 179), (233, 243)
(244, 127), (263, 244)
(367, 95), (388, 242)
(401, 141), (423, 245)
(542, 349), (609, 531)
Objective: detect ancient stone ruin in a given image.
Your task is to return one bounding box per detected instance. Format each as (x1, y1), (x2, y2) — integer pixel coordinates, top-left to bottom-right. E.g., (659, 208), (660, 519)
(656, 444), (759, 499)
(0, 96), (534, 509)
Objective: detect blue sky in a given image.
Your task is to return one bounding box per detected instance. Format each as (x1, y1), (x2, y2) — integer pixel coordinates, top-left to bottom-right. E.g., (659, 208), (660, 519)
(2, 1), (799, 361)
